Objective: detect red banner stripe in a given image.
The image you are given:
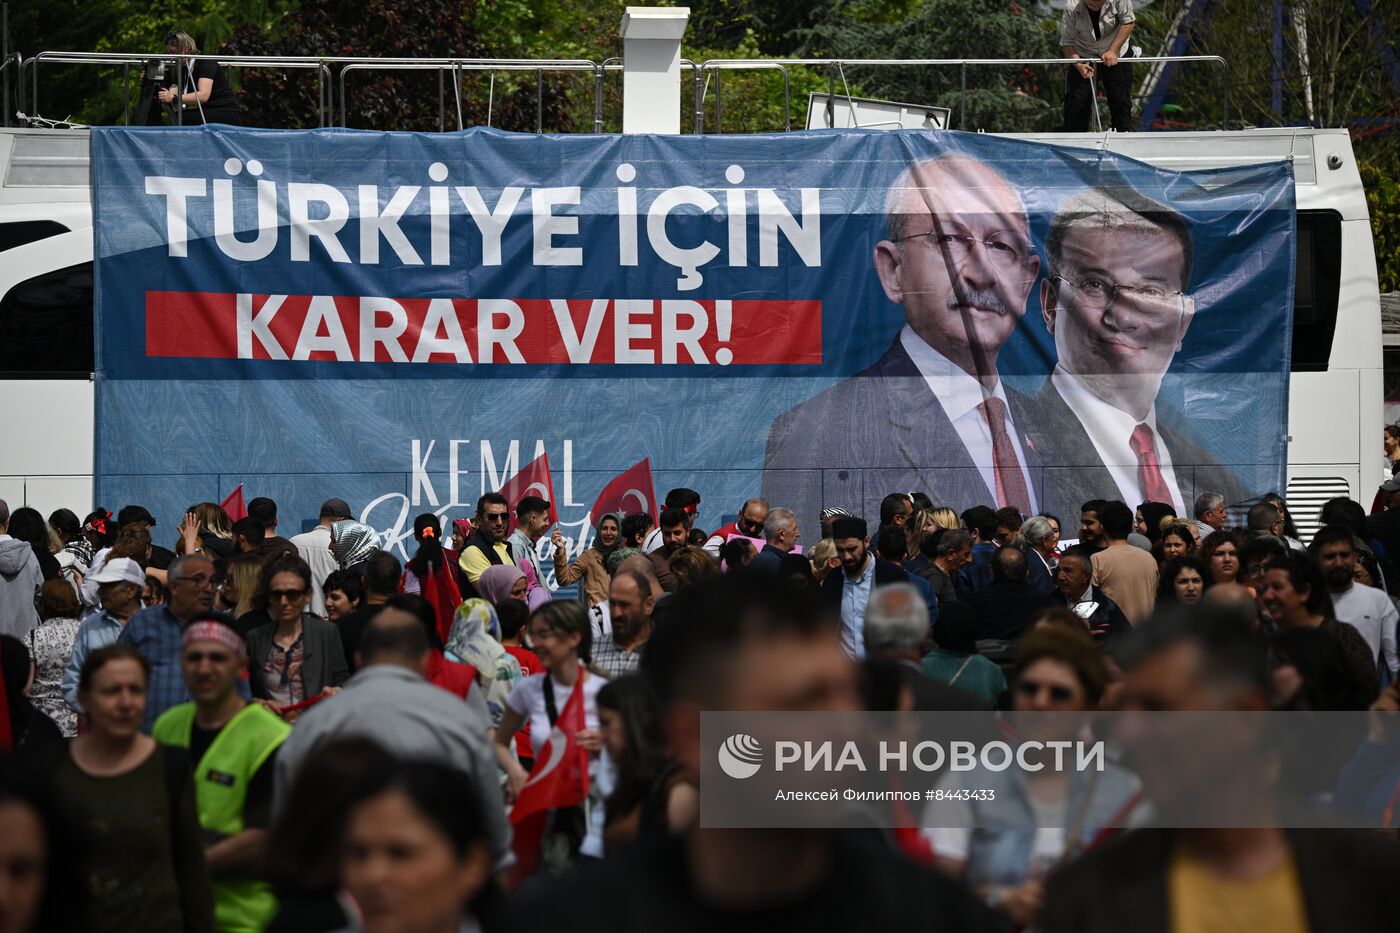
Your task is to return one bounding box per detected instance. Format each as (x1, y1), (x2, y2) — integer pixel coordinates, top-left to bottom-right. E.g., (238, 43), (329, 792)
(145, 291), (822, 366)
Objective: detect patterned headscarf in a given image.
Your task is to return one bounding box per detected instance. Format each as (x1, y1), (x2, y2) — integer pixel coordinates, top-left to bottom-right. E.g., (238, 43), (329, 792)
(446, 599), (522, 727)
(330, 520), (380, 570)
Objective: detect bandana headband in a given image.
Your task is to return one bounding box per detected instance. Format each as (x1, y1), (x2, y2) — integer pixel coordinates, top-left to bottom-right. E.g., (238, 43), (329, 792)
(182, 621), (247, 658)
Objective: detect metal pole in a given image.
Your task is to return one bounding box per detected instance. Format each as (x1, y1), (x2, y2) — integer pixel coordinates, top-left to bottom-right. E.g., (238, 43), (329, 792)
(316, 63), (324, 127)
(339, 65), (348, 127)
(438, 68), (444, 132)
(694, 65), (703, 134)
(2, 4), (9, 126)
(536, 68), (543, 132)
(122, 62), (129, 124)
(959, 62), (967, 129)
(826, 62), (835, 127)
(594, 62), (604, 132)
(714, 66), (721, 133)
(1089, 68), (1103, 132)
(1221, 60), (1230, 127)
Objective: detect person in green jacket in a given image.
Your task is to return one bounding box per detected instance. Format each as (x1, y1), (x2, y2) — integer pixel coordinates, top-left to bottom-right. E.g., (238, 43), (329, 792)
(154, 615), (290, 933)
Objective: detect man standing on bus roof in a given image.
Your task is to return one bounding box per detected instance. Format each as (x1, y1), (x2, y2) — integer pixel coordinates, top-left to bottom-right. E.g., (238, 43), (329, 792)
(1061, 0), (1136, 133)
(762, 155), (1043, 527)
(1030, 184), (1243, 519)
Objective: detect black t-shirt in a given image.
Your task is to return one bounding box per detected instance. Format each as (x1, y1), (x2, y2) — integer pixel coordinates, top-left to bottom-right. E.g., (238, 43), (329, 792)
(1088, 7), (1102, 39)
(189, 717), (277, 829)
(510, 831), (997, 932)
(336, 603), (383, 673)
(183, 58), (243, 125)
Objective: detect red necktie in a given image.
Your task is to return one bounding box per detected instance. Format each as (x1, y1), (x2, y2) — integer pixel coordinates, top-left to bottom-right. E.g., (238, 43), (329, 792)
(978, 398), (1031, 514)
(1130, 423), (1174, 505)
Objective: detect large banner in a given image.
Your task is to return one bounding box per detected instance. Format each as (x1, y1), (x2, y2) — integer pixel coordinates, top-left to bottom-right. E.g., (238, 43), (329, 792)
(91, 126), (1294, 556)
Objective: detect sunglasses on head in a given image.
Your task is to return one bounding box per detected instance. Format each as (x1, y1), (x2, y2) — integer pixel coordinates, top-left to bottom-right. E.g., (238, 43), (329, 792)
(1016, 679), (1075, 703)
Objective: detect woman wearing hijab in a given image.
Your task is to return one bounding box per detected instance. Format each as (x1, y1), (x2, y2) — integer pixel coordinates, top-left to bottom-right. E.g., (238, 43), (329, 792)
(445, 600), (522, 729)
(551, 513), (620, 608)
(328, 521), (380, 576)
(478, 564), (528, 607)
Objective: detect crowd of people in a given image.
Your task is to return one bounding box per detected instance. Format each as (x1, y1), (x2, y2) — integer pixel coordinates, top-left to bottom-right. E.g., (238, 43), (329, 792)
(0, 472), (1398, 932)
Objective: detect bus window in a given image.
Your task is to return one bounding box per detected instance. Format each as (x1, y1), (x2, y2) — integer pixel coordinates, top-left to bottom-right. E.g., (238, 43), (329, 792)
(0, 220), (68, 253)
(0, 263), (93, 377)
(1291, 210), (1341, 372)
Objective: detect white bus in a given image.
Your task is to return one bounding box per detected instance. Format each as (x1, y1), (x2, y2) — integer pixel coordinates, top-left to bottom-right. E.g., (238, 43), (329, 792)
(0, 123), (1380, 539)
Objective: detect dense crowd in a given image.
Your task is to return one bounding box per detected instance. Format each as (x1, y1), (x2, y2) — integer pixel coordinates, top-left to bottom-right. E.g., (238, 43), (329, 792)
(0, 474), (1398, 932)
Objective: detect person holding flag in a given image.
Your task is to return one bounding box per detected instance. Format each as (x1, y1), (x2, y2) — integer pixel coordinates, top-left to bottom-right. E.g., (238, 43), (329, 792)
(494, 602), (604, 880)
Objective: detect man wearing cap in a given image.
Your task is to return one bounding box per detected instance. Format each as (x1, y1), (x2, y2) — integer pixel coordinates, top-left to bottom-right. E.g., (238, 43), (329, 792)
(507, 495), (555, 599)
(63, 555), (146, 714)
(121, 552), (251, 731)
(821, 516), (909, 659)
(291, 498), (352, 620)
(154, 617), (290, 933)
(118, 504), (176, 570)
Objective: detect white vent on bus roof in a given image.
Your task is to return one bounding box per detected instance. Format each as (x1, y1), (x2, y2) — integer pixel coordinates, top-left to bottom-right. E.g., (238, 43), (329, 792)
(1285, 476), (1351, 543)
(4, 134), (91, 188)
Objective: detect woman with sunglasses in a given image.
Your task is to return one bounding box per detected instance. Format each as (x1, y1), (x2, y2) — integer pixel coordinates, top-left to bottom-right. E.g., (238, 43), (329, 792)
(243, 555), (348, 720)
(924, 625), (1138, 930)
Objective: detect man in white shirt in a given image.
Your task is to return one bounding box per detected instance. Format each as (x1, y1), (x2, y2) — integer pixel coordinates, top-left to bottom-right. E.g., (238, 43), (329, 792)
(762, 156), (1044, 527)
(1312, 526), (1399, 680)
(290, 497), (351, 619)
(1029, 185), (1243, 519)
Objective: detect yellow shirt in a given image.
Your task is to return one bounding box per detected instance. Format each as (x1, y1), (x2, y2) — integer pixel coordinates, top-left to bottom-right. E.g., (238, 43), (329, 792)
(1168, 844), (1309, 933)
(458, 540), (514, 583)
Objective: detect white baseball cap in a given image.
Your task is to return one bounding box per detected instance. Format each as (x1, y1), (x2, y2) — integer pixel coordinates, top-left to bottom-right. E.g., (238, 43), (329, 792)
(89, 557), (145, 586)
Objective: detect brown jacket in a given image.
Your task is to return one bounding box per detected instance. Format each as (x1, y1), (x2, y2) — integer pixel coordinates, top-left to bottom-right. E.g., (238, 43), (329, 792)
(555, 547), (612, 607)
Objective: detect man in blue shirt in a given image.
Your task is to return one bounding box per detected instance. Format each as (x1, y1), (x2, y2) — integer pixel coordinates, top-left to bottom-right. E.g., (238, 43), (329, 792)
(63, 556), (145, 713)
(821, 516), (908, 659)
(120, 552), (248, 730)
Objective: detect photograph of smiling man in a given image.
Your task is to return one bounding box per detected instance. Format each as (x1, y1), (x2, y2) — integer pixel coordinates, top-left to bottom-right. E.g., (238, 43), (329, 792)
(761, 156), (1043, 521)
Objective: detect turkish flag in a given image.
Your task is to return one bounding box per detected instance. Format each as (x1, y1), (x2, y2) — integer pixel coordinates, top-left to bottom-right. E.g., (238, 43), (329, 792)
(419, 556), (464, 645)
(497, 453), (558, 535)
(590, 457), (658, 526)
(508, 667), (590, 882)
(220, 484), (248, 522)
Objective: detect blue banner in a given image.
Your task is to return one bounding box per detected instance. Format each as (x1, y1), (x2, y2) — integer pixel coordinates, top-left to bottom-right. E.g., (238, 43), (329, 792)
(91, 125), (1294, 555)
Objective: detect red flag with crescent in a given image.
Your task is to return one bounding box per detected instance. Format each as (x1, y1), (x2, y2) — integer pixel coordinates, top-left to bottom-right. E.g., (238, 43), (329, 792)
(590, 457), (658, 526)
(497, 453), (558, 535)
(508, 667), (590, 882)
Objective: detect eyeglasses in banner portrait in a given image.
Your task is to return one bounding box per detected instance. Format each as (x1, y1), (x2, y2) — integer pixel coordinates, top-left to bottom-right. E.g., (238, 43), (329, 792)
(89, 126), (1293, 547)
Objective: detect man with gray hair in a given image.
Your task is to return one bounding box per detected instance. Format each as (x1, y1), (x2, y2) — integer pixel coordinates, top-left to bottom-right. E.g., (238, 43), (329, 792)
(1027, 185), (1243, 520)
(1195, 491), (1227, 540)
(0, 499), (43, 638)
(763, 155), (1043, 527)
(864, 583), (990, 711)
(749, 508), (800, 574)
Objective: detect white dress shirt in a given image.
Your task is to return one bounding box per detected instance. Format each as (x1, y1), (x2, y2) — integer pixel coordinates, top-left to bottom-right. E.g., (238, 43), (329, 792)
(291, 524), (338, 619)
(1051, 367), (1187, 515)
(900, 326), (1037, 512)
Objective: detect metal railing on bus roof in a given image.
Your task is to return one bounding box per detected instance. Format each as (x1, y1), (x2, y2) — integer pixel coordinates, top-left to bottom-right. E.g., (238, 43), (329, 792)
(695, 56), (1232, 134)
(335, 58), (597, 131)
(9, 51), (1232, 135)
(24, 51), (335, 126)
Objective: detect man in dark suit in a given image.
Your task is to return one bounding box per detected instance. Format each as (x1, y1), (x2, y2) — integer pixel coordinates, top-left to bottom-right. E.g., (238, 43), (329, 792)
(821, 516), (909, 659)
(763, 156), (1044, 529)
(1051, 548), (1130, 642)
(1041, 607), (1400, 933)
(1029, 185), (1244, 521)
(964, 546), (1055, 640)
